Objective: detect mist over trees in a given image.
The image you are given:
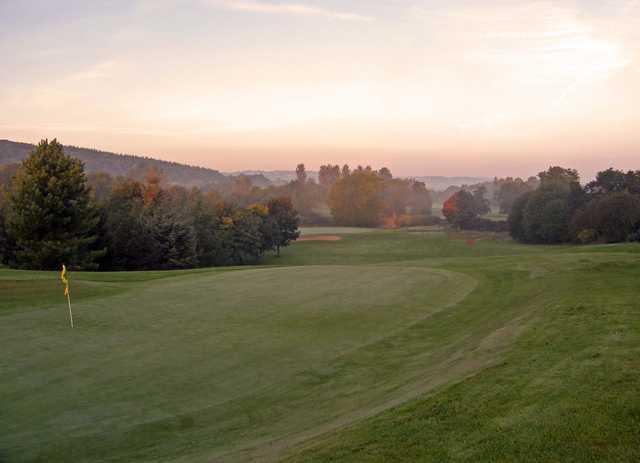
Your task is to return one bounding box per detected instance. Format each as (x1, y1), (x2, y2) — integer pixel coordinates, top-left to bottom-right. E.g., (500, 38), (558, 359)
(2, 140), (638, 269)
(217, 163), (434, 228)
(495, 177), (539, 214)
(442, 187), (508, 232)
(0, 140), (299, 270)
(328, 166), (433, 227)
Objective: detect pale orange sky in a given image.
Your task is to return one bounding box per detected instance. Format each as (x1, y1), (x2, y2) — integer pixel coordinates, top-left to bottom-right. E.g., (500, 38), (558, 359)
(1, 0), (639, 178)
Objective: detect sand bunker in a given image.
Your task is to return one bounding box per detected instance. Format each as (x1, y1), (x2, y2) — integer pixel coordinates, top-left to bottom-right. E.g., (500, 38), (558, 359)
(296, 235), (342, 242)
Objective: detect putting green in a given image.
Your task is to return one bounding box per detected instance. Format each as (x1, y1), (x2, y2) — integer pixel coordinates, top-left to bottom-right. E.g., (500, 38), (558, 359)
(1, 265), (475, 462)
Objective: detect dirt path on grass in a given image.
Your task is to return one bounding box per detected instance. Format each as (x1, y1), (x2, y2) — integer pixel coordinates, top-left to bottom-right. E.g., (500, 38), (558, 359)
(296, 235), (342, 242)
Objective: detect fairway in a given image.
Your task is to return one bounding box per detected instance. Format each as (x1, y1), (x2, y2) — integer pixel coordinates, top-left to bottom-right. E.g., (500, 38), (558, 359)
(2, 230), (640, 462)
(2, 262), (475, 462)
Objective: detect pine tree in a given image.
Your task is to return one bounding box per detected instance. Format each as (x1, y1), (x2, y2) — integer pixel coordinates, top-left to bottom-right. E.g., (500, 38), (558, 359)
(5, 139), (103, 269)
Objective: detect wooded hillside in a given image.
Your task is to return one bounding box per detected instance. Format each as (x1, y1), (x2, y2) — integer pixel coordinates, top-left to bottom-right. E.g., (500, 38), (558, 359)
(0, 139), (270, 189)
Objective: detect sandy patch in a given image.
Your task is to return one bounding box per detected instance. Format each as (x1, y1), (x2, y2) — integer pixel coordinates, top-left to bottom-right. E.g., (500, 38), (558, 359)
(296, 235), (342, 242)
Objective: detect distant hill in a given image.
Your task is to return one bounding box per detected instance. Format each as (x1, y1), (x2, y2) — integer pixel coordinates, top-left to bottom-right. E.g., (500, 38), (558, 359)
(0, 140), (270, 189)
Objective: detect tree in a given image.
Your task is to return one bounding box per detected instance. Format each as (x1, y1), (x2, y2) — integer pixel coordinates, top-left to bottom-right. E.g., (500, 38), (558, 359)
(408, 181), (433, 215)
(382, 178), (413, 217)
(318, 164), (341, 188)
(585, 168), (640, 196)
(508, 191), (533, 241)
(295, 163), (307, 183)
(0, 164), (19, 191)
(472, 186), (491, 215)
(0, 188), (15, 265)
(189, 190), (224, 267)
(266, 197), (300, 256)
(497, 178), (536, 214)
(378, 167), (393, 180)
(86, 171), (114, 203)
(539, 166), (579, 186)
(571, 192), (640, 243)
(508, 166), (585, 243)
(227, 208), (266, 265)
(442, 190), (478, 228)
(100, 178), (155, 270)
(341, 164), (351, 178)
(585, 168), (626, 196)
(5, 139), (103, 269)
(230, 175), (253, 203)
(329, 170), (385, 226)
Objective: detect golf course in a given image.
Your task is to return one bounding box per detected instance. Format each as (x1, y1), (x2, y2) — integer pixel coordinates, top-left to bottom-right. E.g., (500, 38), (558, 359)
(2, 228), (639, 462)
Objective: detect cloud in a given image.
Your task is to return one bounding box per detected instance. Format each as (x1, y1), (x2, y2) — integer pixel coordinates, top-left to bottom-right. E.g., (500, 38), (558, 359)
(66, 60), (117, 81)
(212, 0), (374, 22)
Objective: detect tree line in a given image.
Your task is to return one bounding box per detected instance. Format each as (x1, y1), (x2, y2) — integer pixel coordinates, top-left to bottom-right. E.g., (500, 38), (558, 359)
(0, 140), (299, 270)
(441, 166), (640, 243)
(215, 163), (435, 228)
(509, 166), (640, 244)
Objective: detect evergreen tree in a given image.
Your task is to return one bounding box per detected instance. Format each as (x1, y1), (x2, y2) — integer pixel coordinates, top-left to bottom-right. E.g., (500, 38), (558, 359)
(5, 139), (103, 269)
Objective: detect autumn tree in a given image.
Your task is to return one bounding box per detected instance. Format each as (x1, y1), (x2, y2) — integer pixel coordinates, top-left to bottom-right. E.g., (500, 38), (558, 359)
(329, 169), (385, 226)
(442, 190), (478, 228)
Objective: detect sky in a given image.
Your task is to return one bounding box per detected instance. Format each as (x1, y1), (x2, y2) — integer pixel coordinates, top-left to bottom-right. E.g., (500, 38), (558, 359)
(1, 0), (639, 178)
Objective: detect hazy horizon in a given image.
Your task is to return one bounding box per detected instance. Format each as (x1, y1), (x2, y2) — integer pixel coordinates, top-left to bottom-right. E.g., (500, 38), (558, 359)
(2, 0), (639, 179)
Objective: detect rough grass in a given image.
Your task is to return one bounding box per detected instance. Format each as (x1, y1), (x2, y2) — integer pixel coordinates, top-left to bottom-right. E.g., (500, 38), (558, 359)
(2, 231), (640, 462)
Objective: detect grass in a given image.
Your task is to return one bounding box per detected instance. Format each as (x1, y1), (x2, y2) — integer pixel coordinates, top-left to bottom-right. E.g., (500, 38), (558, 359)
(2, 228), (639, 462)
(483, 211), (509, 221)
(298, 226), (378, 235)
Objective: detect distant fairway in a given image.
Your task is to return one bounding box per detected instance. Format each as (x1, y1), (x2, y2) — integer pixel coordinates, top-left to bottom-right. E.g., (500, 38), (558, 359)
(2, 230), (640, 462)
(298, 226), (377, 235)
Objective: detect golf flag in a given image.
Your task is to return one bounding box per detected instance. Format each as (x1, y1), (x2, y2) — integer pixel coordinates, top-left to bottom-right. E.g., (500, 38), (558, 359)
(61, 264), (69, 296)
(60, 264), (74, 328)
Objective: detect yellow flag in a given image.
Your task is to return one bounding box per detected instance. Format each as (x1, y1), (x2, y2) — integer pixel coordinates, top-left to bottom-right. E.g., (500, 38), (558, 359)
(60, 264), (74, 328)
(60, 264), (69, 297)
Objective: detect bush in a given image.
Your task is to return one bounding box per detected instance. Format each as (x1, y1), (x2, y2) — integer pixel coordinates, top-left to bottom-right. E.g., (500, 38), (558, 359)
(576, 229), (597, 244)
(571, 192), (640, 243)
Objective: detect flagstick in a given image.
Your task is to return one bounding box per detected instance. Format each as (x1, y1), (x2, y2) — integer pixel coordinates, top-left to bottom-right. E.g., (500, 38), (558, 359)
(66, 292), (74, 328)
